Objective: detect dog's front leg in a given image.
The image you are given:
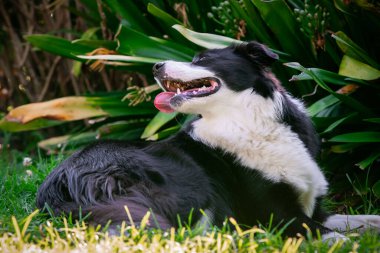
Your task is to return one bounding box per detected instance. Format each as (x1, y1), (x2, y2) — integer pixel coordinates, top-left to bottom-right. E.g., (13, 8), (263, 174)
(323, 214), (380, 233)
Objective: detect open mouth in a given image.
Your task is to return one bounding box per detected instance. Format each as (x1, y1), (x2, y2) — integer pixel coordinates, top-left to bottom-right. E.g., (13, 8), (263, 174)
(162, 77), (220, 97)
(154, 77), (220, 113)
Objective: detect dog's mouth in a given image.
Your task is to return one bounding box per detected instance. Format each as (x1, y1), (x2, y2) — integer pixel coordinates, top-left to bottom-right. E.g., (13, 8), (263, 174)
(154, 77), (220, 113)
(163, 77), (220, 95)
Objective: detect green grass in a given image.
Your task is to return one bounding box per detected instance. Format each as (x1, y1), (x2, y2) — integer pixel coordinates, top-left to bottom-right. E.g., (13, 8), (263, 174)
(0, 150), (379, 252)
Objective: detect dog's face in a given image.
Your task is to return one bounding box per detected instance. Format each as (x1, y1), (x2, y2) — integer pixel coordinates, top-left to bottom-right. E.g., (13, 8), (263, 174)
(153, 42), (279, 115)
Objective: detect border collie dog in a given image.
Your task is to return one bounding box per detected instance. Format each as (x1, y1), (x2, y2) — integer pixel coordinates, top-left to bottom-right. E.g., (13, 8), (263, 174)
(37, 41), (380, 240)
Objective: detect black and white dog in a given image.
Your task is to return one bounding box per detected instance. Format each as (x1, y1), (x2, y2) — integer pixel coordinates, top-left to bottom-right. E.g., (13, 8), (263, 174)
(37, 41), (380, 240)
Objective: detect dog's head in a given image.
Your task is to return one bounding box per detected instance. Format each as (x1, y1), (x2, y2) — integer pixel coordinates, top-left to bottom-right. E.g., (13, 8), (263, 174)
(153, 42), (320, 158)
(153, 41), (280, 115)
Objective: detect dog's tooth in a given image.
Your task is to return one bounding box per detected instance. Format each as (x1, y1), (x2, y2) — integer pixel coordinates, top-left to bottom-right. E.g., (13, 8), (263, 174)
(177, 88), (181, 94)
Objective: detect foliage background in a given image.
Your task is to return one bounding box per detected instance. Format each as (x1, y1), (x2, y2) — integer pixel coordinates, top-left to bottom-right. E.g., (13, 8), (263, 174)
(1, 0), (380, 216)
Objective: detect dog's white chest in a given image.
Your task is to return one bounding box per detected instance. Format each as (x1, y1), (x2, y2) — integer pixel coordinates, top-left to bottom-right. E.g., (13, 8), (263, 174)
(191, 116), (328, 217)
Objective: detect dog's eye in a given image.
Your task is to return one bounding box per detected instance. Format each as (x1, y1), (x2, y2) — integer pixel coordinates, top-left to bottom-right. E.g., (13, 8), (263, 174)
(193, 56), (206, 64)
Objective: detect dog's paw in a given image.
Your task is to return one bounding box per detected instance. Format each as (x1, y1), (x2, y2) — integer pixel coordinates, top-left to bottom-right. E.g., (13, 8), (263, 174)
(324, 214), (380, 233)
(359, 215), (380, 230)
(321, 232), (349, 245)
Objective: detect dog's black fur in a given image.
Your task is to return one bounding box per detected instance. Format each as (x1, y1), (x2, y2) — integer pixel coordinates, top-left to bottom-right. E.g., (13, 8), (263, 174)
(37, 42), (332, 236)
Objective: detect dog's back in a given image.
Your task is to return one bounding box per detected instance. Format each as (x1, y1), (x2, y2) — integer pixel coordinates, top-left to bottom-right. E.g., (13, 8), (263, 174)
(37, 133), (234, 228)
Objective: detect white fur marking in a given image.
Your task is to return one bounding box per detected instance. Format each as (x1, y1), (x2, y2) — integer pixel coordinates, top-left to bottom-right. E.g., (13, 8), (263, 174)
(162, 62), (328, 217)
(163, 61), (214, 82)
(188, 89), (327, 217)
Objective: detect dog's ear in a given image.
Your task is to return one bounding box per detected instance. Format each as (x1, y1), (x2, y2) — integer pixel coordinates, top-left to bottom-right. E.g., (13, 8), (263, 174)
(240, 41), (279, 66)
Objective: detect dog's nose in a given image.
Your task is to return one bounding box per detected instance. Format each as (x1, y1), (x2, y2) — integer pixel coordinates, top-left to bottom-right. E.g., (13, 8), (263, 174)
(153, 62), (165, 74)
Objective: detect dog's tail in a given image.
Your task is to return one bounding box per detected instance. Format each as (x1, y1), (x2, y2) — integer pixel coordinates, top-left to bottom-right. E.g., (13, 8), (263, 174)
(36, 169), (172, 229)
(80, 199), (172, 230)
(36, 154), (173, 230)
(36, 163), (73, 214)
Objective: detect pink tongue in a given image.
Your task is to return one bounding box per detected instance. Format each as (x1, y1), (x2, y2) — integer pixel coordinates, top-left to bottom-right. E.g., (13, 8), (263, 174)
(154, 92), (176, 113)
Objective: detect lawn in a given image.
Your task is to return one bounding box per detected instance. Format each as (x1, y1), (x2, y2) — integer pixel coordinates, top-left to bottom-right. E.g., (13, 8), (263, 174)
(0, 150), (379, 253)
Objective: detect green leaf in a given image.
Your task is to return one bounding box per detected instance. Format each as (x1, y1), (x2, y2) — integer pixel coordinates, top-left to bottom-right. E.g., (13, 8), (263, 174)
(339, 55), (380, 80)
(72, 39), (117, 49)
(285, 62), (333, 92)
(25, 35), (97, 60)
(116, 25), (193, 61)
(98, 120), (149, 137)
(38, 120), (150, 151)
(87, 95), (156, 117)
(373, 181), (380, 198)
(77, 54), (161, 64)
(146, 126), (181, 141)
(285, 62), (372, 115)
(0, 118), (62, 132)
(147, 3), (182, 27)
(356, 150), (380, 170)
(332, 31), (380, 69)
(38, 131), (98, 151)
(172, 25), (288, 57)
(39, 129), (145, 151)
(141, 112), (178, 139)
(290, 68), (368, 86)
(347, 174), (370, 195)
(251, 0), (312, 61)
(71, 28), (113, 77)
(333, 0), (354, 15)
(330, 132), (380, 143)
(321, 113), (356, 134)
(173, 24), (239, 49)
(103, 0), (156, 35)
(77, 27), (100, 40)
(147, 4), (195, 44)
(308, 95), (340, 117)
(231, 0), (275, 46)
(363, 118), (380, 124)
(330, 143), (362, 153)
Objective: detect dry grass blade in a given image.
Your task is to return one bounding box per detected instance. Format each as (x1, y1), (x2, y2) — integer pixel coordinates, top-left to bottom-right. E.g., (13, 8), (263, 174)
(5, 97), (107, 123)
(85, 48), (117, 72)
